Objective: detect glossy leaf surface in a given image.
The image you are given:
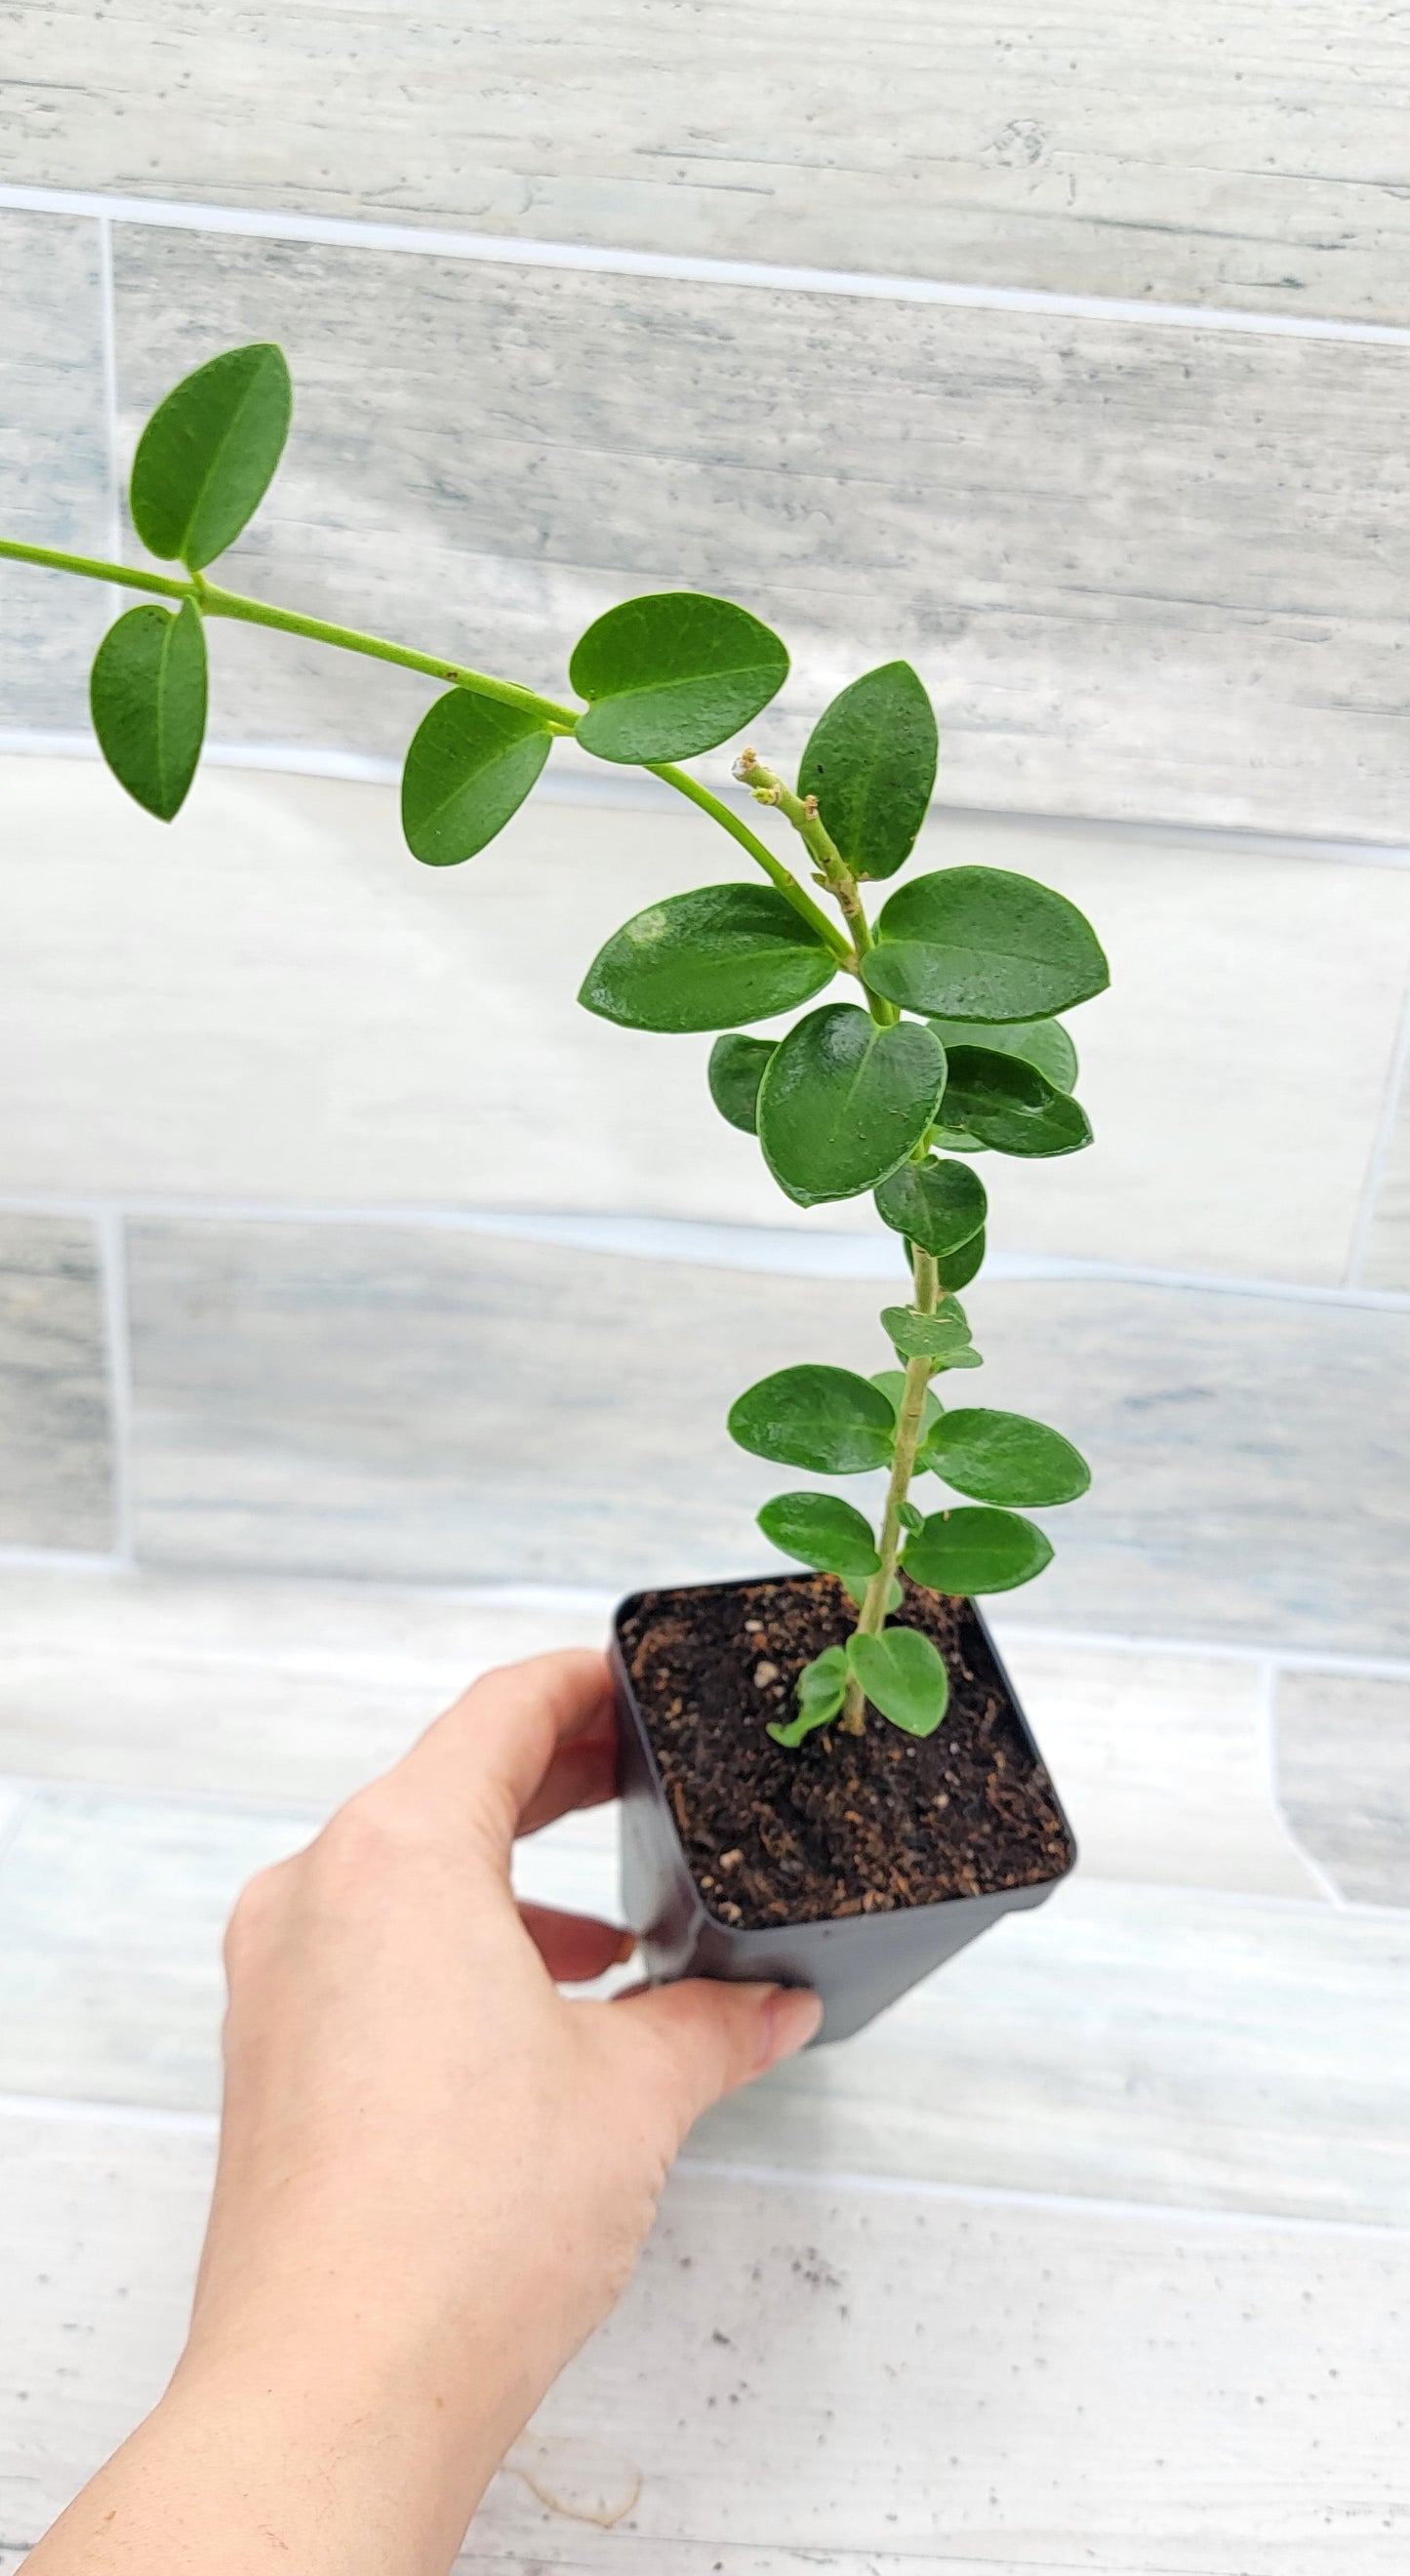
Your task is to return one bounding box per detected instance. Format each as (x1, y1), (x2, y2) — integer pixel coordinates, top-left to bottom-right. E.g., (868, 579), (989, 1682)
(796, 661), (937, 881)
(89, 601), (207, 821)
(707, 1034), (776, 1134)
(924, 1408), (1090, 1506)
(866, 867), (1108, 1022)
(906, 1505), (1054, 1594)
(933, 1226), (986, 1292)
(768, 1646), (848, 1746)
(579, 885), (835, 1032)
(846, 1627), (949, 1736)
(929, 1013), (1077, 1093)
(401, 690), (551, 865)
(130, 342), (292, 570)
(757, 1490), (879, 1579)
(874, 1155), (987, 1258)
(943, 1046), (1093, 1158)
(757, 1005), (946, 1206)
(569, 591), (789, 762)
(728, 1365), (896, 1474)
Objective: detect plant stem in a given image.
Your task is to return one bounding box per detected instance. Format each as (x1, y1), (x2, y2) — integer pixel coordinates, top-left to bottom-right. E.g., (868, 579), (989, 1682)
(649, 761), (854, 961)
(840, 1244), (942, 1733)
(732, 750), (898, 1026)
(0, 534), (851, 945)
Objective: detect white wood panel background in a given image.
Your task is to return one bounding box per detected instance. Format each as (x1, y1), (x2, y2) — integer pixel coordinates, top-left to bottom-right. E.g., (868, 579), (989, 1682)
(2, 2), (1409, 324)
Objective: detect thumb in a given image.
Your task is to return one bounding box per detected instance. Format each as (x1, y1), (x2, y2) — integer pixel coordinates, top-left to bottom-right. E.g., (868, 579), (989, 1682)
(610, 1977), (823, 2143)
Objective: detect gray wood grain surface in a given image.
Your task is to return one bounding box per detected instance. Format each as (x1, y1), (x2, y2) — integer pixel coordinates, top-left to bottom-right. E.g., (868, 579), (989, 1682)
(0, 210), (109, 729)
(1275, 1670), (1410, 1905)
(0, 1214), (111, 1553)
(125, 1221), (1410, 1649)
(4, 2), (1410, 324)
(105, 227), (1410, 840)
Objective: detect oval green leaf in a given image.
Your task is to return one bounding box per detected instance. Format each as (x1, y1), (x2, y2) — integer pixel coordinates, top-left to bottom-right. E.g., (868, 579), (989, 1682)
(757, 1491), (880, 1580)
(866, 866), (1108, 1022)
(846, 1627), (949, 1736)
(569, 591), (789, 763)
(579, 885), (835, 1033)
(933, 1226), (986, 1293)
(874, 1156), (987, 1259)
(843, 1571), (903, 1612)
(905, 1506), (1054, 1595)
(924, 1409), (1090, 1506)
(401, 689), (551, 866)
(89, 600), (207, 821)
(728, 1365), (896, 1474)
(943, 1045), (1093, 1158)
(929, 1013), (1077, 1092)
(796, 661), (938, 882)
(768, 1645), (849, 1746)
(707, 1033), (776, 1134)
(881, 1303), (973, 1360)
(757, 1005), (946, 1207)
(130, 342), (293, 571)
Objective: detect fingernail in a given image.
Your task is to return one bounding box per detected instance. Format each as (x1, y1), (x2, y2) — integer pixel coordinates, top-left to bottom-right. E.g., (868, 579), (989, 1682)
(760, 1986), (824, 2067)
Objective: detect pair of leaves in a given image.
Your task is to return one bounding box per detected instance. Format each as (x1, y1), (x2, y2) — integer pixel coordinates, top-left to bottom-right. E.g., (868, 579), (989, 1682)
(919, 1408), (1090, 1506)
(729, 1366), (895, 1475)
(570, 592), (788, 764)
(768, 1627), (948, 1747)
(905, 1507), (1053, 1594)
(757, 1491), (879, 1582)
(861, 867), (1108, 1024)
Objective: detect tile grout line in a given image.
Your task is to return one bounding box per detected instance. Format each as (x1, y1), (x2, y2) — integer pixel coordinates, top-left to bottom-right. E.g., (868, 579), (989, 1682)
(5, 1189), (1410, 1310)
(93, 1206), (137, 1569)
(1254, 1654), (1346, 1909)
(1344, 969), (1410, 1288)
(95, 212), (123, 567)
(7, 179), (1410, 350)
(5, 725), (1410, 872)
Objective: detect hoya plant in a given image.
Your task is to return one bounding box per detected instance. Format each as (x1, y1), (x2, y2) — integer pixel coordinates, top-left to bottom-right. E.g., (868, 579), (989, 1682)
(1, 342), (1106, 1745)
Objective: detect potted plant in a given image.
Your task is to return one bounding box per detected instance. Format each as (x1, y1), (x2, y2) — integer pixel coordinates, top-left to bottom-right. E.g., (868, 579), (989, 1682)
(2, 342), (1108, 2040)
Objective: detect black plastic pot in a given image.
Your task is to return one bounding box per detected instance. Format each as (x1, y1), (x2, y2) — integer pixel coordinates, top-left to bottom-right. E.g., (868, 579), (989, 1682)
(612, 1575), (1077, 2045)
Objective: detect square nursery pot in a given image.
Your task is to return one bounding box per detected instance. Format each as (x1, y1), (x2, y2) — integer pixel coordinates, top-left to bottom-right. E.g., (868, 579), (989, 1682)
(612, 1571), (1076, 2045)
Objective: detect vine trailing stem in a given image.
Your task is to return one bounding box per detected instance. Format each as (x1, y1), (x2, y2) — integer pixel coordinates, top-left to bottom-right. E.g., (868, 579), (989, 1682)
(733, 749), (898, 1026)
(0, 535), (851, 963)
(840, 1243), (942, 1733)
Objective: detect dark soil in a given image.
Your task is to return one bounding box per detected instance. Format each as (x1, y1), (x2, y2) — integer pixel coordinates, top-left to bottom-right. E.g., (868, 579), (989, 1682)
(617, 1572), (1073, 1931)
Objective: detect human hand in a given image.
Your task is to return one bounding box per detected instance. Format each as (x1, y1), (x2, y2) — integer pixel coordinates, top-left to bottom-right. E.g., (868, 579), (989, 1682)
(28, 1648), (819, 2576)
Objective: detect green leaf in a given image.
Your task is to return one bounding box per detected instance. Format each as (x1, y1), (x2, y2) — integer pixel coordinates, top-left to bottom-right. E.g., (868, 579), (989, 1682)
(874, 1156), (987, 1259)
(905, 1506), (1054, 1595)
(757, 1491), (880, 1580)
(933, 1227), (986, 1293)
(401, 690), (551, 866)
(865, 867), (1108, 1022)
(943, 1046), (1093, 1158)
(897, 1499), (924, 1535)
(89, 601), (207, 821)
(796, 662), (938, 882)
(579, 885), (835, 1033)
(843, 1571), (903, 1611)
(938, 1345), (985, 1373)
(569, 591), (789, 763)
(757, 1005), (946, 1207)
(129, 342), (293, 571)
(869, 1371), (943, 1447)
(924, 1409), (1090, 1506)
(846, 1628), (949, 1736)
(928, 1122), (988, 1154)
(929, 1014), (1077, 1093)
(881, 1303), (973, 1360)
(707, 1034), (776, 1134)
(728, 1365), (896, 1474)
(768, 1645), (848, 1746)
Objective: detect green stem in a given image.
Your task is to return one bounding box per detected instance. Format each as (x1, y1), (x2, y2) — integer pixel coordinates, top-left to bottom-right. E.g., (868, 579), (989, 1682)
(1, 535), (854, 943)
(734, 751), (898, 1025)
(650, 761), (852, 963)
(840, 1245), (942, 1732)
